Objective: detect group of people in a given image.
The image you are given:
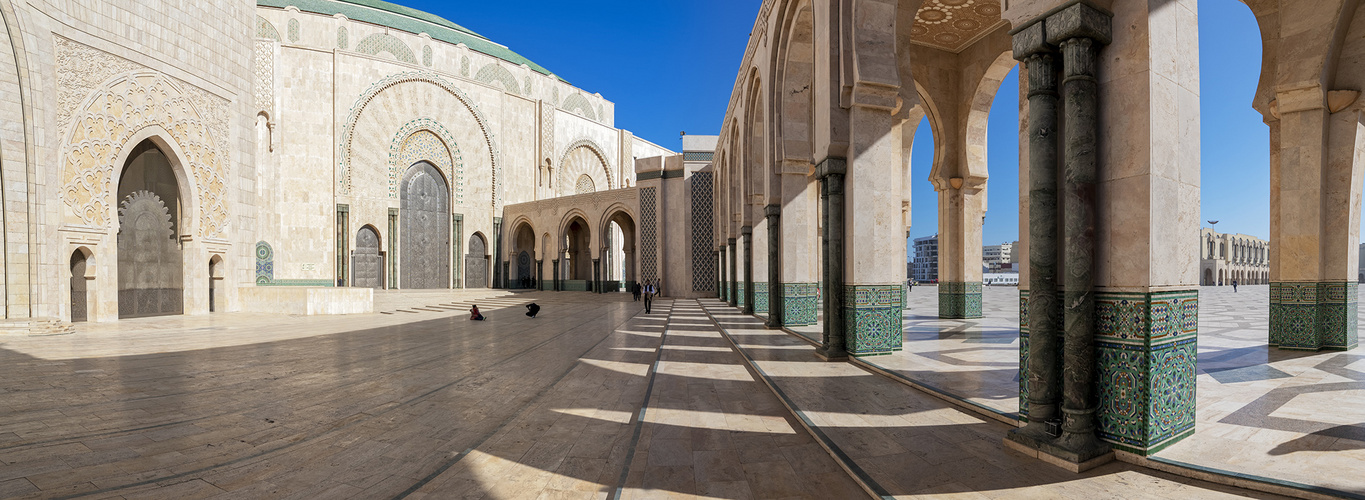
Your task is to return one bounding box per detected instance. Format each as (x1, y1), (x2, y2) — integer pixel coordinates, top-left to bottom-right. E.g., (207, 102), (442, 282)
(467, 302), (541, 321)
(632, 280), (660, 313)
(466, 279), (663, 321)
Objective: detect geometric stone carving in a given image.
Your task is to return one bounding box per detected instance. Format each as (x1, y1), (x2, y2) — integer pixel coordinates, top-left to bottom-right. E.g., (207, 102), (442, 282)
(908, 0), (1006, 53)
(337, 71), (501, 210)
(562, 93), (597, 121)
(475, 64), (522, 95)
(575, 174), (596, 195)
(558, 139), (613, 195)
(388, 119), (462, 204)
(60, 70), (231, 237)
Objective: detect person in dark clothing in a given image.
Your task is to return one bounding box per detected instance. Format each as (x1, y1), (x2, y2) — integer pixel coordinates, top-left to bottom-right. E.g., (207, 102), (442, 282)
(643, 280), (656, 314)
(1232, 280), (1238, 292)
(525, 303), (540, 318)
(632, 282), (642, 301)
(469, 305), (485, 321)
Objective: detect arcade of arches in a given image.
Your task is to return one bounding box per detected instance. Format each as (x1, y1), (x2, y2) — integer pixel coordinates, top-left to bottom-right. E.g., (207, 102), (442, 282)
(711, 0), (1365, 478)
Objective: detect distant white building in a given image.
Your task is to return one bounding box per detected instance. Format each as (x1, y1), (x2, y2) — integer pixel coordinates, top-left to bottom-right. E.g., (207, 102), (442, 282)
(984, 273), (1019, 286)
(1201, 228), (1269, 286)
(912, 234), (939, 283)
(983, 242), (1015, 273)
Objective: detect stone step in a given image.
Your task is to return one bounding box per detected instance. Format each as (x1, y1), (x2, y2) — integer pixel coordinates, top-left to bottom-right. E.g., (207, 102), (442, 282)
(0, 317), (75, 336)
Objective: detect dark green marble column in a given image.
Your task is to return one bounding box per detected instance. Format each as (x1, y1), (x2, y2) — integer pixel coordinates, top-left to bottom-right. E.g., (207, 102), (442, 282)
(552, 259), (560, 292)
(742, 226), (754, 314)
(1054, 27), (1109, 463)
(816, 158), (847, 360)
(1007, 21), (1063, 448)
(536, 260), (543, 291)
(592, 258), (601, 294)
(728, 238), (738, 307)
(766, 204), (782, 328)
(719, 248), (727, 301)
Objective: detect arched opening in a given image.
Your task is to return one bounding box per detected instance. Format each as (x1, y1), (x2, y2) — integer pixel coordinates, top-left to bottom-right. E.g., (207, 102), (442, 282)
(512, 222), (536, 289)
(563, 217), (591, 289)
(400, 161), (451, 289)
(465, 232), (489, 288)
(70, 249), (91, 323)
(603, 210), (637, 292)
(116, 140), (184, 319)
(353, 225), (384, 289)
(208, 254), (223, 312)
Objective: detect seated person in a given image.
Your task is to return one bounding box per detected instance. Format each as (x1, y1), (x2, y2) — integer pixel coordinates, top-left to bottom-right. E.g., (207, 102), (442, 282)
(469, 305), (485, 321)
(525, 303), (540, 318)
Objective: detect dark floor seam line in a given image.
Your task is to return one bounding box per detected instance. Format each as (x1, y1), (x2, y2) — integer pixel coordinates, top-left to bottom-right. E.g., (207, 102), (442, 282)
(53, 304), (635, 500)
(390, 306), (643, 499)
(1146, 456), (1365, 500)
(848, 357), (1021, 426)
(609, 304), (673, 500)
(697, 300), (889, 500)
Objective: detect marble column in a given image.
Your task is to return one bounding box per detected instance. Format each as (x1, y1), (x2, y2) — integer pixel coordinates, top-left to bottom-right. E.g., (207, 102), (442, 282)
(816, 159), (847, 360)
(742, 226), (754, 314)
(728, 238), (738, 307)
(1055, 30), (1108, 463)
(719, 247), (728, 302)
(1009, 23), (1062, 446)
(592, 258), (601, 294)
(552, 258), (560, 292)
(765, 204), (782, 328)
(752, 216), (770, 317)
(536, 260), (543, 291)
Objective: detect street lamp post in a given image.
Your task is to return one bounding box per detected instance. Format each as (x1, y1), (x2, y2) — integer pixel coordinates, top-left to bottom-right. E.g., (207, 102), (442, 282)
(1208, 220), (1219, 234)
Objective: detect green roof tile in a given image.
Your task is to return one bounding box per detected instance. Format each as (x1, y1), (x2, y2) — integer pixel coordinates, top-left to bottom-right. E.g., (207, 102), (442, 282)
(258, 0), (565, 82)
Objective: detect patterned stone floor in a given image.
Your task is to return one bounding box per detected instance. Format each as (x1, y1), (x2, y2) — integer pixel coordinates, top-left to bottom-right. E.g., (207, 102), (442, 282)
(0, 290), (861, 499)
(816, 284), (1365, 496)
(702, 298), (1284, 499)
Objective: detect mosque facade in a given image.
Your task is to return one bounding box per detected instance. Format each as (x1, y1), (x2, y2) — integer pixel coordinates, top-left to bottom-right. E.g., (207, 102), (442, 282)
(0, 0), (674, 327)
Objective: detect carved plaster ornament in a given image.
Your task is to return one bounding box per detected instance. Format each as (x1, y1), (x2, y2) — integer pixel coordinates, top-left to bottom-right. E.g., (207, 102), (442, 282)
(1328, 90), (1360, 113)
(950, 177), (964, 190)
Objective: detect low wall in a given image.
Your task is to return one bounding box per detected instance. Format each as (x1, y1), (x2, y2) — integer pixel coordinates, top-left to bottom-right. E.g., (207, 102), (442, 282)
(239, 287), (373, 315)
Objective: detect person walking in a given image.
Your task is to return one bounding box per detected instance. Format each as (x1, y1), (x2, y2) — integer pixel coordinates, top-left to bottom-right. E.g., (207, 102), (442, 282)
(643, 280), (656, 314)
(1232, 279), (1238, 292)
(632, 281), (641, 302)
(469, 305), (485, 321)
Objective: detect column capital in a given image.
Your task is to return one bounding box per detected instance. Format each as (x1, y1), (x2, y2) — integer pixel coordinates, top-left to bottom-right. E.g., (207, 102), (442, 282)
(1011, 21), (1054, 61)
(1045, 2), (1111, 46)
(815, 157), (847, 178)
(765, 204), (781, 218)
(728, 238), (737, 246)
(741, 226), (753, 236)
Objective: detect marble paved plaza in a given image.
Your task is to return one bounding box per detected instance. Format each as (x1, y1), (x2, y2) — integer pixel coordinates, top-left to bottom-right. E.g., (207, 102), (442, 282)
(818, 285), (1365, 496)
(0, 287), (1331, 499)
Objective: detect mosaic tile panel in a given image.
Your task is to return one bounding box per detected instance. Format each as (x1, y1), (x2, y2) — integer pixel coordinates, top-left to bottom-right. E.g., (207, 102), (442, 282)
(737, 281), (747, 309)
(690, 172), (716, 293)
(287, 18), (299, 43)
(257, 16), (281, 41)
(1270, 282), (1359, 351)
(1018, 290), (1030, 419)
(255, 241), (274, 285)
(640, 187), (658, 282)
(782, 282), (819, 326)
(844, 284), (904, 356)
(337, 26), (348, 49)
(422, 45), (432, 67)
(754, 281), (769, 314)
(356, 33), (417, 64)
(938, 281), (983, 319)
(475, 64), (522, 95)
(1094, 290), (1198, 455)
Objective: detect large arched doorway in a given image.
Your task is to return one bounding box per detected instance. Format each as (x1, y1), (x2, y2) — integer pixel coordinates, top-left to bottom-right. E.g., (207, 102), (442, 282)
(603, 210), (637, 292)
(353, 225), (383, 289)
(400, 161), (450, 289)
(70, 250), (89, 323)
(465, 233), (489, 288)
(117, 141), (184, 319)
(512, 223), (535, 289)
(564, 217), (591, 284)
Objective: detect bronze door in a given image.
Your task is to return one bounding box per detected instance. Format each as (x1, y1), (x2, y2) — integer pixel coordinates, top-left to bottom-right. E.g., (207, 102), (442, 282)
(400, 162), (450, 289)
(353, 226), (383, 288)
(117, 190), (184, 318)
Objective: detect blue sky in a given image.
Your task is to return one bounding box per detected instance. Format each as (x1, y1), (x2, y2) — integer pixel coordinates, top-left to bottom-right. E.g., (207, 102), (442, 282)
(397, 0), (1285, 251)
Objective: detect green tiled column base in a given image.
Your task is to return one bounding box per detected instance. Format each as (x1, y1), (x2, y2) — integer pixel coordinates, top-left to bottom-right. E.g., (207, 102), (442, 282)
(844, 284), (904, 356)
(1269, 282), (1359, 351)
(754, 281), (769, 314)
(938, 281), (983, 319)
(1018, 290), (1030, 420)
(782, 282), (818, 326)
(1094, 290), (1198, 455)
(737, 281), (746, 309)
